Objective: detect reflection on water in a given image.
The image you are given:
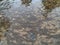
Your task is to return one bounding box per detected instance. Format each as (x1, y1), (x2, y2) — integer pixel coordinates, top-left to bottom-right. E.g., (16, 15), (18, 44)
(0, 0), (3, 1)
(0, 0), (60, 45)
(42, 0), (57, 10)
(0, 0), (11, 10)
(42, 0), (60, 18)
(0, 15), (10, 30)
(42, 0), (56, 19)
(0, 15), (11, 41)
(21, 0), (32, 6)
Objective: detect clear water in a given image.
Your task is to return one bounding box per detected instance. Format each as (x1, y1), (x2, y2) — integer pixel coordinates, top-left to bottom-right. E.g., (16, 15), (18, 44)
(0, 0), (60, 45)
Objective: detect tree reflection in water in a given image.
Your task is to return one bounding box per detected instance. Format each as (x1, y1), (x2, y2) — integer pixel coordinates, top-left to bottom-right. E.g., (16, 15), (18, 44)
(0, 0), (3, 1)
(42, 0), (57, 11)
(0, 0), (11, 10)
(21, 0), (32, 6)
(42, 0), (59, 19)
(0, 15), (11, 41)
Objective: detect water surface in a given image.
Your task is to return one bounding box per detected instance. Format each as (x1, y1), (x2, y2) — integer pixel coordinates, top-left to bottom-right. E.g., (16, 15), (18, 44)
(0, 0), (60, 45)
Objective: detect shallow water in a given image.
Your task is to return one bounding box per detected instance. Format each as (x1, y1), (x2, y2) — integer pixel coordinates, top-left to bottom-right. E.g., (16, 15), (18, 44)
(0, 0), (60, 45)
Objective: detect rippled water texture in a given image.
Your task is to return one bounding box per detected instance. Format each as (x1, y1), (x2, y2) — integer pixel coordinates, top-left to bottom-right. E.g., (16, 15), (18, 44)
(0, 0), (60, 45)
